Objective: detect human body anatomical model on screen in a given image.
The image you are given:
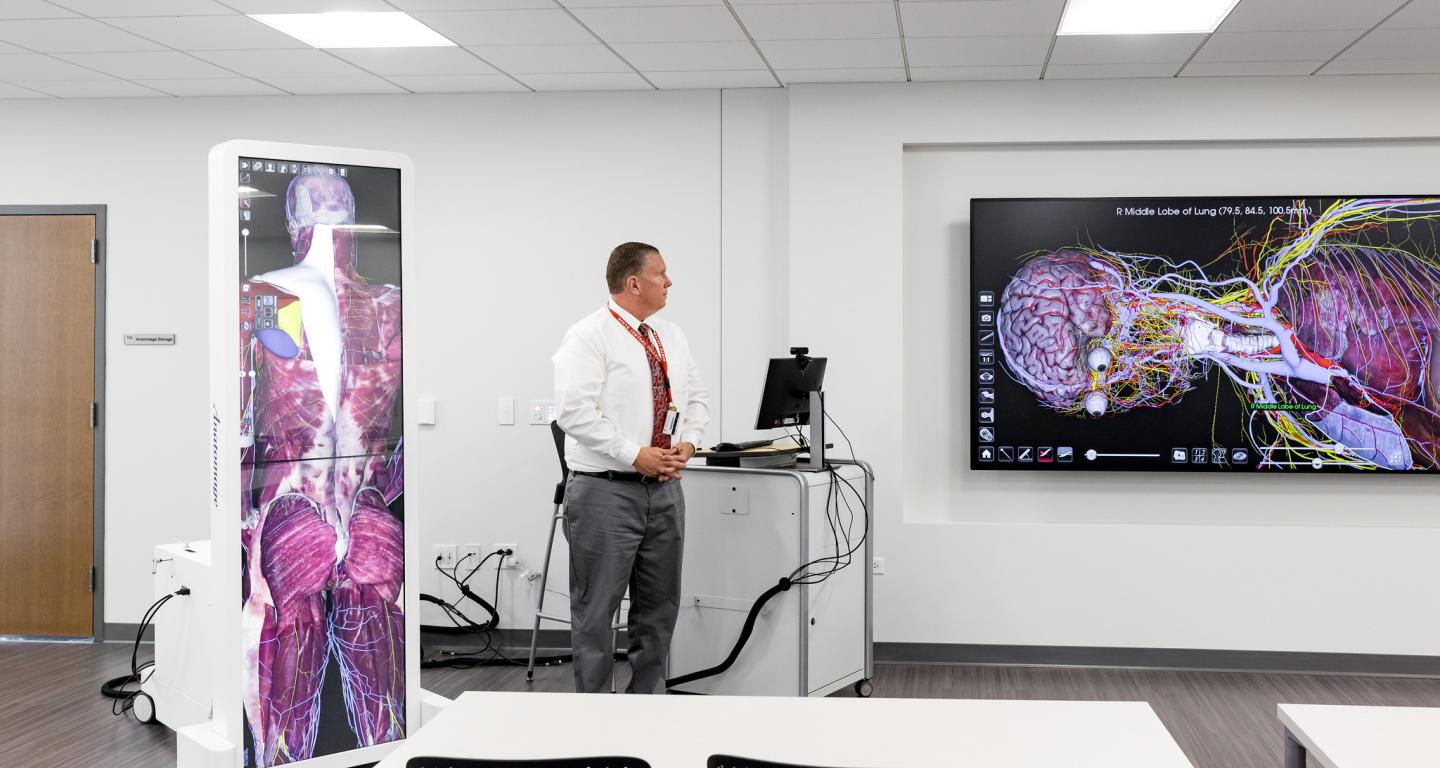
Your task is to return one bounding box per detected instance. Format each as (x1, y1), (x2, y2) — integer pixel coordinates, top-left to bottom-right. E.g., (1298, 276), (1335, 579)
(239, 169), (404, 765)
(997, 198), (1440, 470)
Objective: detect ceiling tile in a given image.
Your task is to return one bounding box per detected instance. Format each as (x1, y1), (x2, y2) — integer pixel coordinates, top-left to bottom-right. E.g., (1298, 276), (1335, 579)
(1196, 30), (1361, 62)
(570, 6), (744, 43)
(53, 0), (232, 15)
(1339, 28), (1440, 59)
(565, 0), (722, 6)
(55, 51), (234, 79)
(900, 0), (1066, 38)
(219, 0), (393, 11)
(0, 18), (165, 51)
(1220, 0), (1407, 32)
(1044, 62), (1178, 79)
(758, 38), (901, 69)
(515, 71), (651, 90)
(467, 43), (629, 73)
(17, 78), (166, 96)
(0, 81), (49, 96)
(734, 0), (884, 4)
(1384, 0), (1440, 28)
(644, 69), (777, 88)
(904, 35), (1051, 67)
(0, 51), (111, 79)
(1320, 58), (1440, 75)
(910, 64), (1040, 80)
(733, 3), (897, 41)
(1050, 33), (1203, 65)
(330, 47), (497, 76)
(390, 0), (553, 9)
(136, 77), (285, 96)
(611, 41), (764, 71)
(412, 10), (594, 45)
(192, 49), (370, 79)
(777, 67), (904, 83)
(0, 0), (76, 18)
(105, 16), (308, 50)
(380, 73), (528, 91)
(1181, 60), (1322, 77)
(260, 75), (406, 94)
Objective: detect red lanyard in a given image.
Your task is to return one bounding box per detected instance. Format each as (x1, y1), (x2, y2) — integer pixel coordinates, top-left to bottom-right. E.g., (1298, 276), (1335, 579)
(609, 308), (672, 400)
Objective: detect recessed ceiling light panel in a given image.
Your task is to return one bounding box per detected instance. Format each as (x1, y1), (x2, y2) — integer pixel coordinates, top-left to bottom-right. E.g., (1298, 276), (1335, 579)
(1058, 0), (1241, 36)
(250, 12), (455, 49)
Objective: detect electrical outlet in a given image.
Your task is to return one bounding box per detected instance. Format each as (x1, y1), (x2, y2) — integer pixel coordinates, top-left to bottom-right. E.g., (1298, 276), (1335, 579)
(872, 557), (885, 575)
(461, 543), (482, 570)
(433, 544), (457, 570)
(494, 543), (518, 569)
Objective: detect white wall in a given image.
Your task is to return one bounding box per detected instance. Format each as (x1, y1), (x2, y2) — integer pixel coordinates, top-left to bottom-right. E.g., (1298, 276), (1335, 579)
(0, 90), (728, 629)
(788, 76), (1440, 656)
(9, 72), (1440, 657)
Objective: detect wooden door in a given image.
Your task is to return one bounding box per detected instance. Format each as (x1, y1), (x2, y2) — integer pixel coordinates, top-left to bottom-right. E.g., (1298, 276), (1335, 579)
(0, 215), (96, 637)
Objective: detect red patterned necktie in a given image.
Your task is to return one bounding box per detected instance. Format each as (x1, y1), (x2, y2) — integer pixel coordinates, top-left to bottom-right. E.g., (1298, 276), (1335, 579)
(639, 323), (672, 450)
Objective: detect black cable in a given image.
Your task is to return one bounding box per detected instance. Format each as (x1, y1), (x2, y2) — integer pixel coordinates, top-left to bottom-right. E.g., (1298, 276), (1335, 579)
(102, 587), (188, 722)
(665, 578), (793, 688)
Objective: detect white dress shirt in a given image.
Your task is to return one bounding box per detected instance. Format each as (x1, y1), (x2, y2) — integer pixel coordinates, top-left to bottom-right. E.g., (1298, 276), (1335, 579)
(553, 300), (710, 473)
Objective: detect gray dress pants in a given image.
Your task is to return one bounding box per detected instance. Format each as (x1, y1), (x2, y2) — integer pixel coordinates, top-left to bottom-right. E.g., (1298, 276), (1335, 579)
(563, 473), (685, 693)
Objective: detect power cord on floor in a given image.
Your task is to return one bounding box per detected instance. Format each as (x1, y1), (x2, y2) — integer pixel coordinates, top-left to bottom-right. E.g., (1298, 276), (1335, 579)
(100, 586), (189, 725)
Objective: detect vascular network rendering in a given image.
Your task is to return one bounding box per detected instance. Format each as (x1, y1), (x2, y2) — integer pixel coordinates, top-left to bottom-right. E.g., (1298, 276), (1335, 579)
(238, 169), (406, 764)
(996, 198), (1440, 470)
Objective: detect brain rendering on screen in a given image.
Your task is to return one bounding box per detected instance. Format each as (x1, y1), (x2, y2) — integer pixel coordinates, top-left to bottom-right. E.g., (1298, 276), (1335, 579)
(973, 197), (1440, 472)
(237, 159), (405, 764)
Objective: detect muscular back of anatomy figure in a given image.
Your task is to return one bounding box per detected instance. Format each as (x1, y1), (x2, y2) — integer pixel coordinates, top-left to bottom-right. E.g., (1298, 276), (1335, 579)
(239, 169), (404, 765)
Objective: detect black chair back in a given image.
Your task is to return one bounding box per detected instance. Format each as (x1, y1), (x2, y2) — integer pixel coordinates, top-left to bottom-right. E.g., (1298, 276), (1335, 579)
(551, 420), (569, 505)
(708, 757), (849, 768)
(407, 758), (650, 768)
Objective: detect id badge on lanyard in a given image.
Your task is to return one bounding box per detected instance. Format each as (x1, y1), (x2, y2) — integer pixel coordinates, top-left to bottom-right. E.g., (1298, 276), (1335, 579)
(663, 405), (679, 437)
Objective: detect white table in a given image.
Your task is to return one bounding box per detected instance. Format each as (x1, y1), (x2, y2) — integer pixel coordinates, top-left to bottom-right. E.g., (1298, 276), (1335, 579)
(1278, 703), (1440, 768)
(378, 691), (1193, 767)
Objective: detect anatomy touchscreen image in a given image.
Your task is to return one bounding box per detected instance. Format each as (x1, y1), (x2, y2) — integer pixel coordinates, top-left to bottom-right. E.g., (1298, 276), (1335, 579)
(971, 197), (1440, 473)
(237, 158), (405, 764)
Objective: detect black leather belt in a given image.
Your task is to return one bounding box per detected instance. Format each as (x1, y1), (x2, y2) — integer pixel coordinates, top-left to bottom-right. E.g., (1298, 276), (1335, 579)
(573, 470), (660, 484)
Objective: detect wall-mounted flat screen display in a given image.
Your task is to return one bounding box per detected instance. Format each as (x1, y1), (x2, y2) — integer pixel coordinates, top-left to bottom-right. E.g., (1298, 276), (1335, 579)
(237, 156), (405, 765)
(970, 196), (1440, 473)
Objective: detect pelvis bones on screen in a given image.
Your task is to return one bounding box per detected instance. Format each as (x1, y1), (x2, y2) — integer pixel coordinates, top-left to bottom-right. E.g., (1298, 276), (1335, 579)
(997, 198), (1440, 470)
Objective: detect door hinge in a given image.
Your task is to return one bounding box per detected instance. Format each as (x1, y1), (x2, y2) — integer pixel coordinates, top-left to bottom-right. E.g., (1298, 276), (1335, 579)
(90, 239), (98, 264)
(89, 402), (98, 429)
(88, 566), (96, 593)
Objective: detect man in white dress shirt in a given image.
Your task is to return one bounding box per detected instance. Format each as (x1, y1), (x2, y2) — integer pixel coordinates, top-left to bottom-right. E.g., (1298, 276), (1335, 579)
(553, 242), (710, 693)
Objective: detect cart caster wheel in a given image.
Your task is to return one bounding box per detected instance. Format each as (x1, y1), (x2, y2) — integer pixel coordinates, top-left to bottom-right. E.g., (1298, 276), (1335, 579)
(131, 691), (159, 724)
(854, 679), (873, 698)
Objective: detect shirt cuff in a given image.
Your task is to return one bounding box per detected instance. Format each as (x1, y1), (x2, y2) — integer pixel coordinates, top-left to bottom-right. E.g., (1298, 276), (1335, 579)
(616, 440), (642, 468)
(679, 431), (705, 450)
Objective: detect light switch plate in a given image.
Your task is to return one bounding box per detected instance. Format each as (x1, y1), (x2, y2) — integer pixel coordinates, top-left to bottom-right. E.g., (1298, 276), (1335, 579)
(418, 397), (436, 425)
(498, 397), (515, 425)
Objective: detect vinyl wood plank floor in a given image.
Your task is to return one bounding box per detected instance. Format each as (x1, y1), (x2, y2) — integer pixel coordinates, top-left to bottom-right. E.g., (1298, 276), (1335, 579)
(5, 640), (1440, 768)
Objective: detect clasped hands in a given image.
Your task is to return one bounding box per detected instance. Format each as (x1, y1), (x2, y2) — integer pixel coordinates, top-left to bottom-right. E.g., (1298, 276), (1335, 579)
(633, 442), (695, 480)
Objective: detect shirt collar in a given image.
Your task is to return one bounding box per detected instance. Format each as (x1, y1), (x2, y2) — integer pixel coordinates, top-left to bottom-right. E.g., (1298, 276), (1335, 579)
(607, 299), (647, 329)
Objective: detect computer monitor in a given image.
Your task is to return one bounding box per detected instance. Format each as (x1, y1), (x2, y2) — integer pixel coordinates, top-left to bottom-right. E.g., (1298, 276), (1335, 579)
(755, 355), (827, 429)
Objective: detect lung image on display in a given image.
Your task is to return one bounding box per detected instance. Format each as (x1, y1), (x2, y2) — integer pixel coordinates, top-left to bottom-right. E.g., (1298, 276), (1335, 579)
(972, 197), (1440, 473)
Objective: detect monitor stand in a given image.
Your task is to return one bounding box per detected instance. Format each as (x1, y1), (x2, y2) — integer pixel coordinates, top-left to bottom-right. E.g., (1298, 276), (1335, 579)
(800, 390), (826, 472)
